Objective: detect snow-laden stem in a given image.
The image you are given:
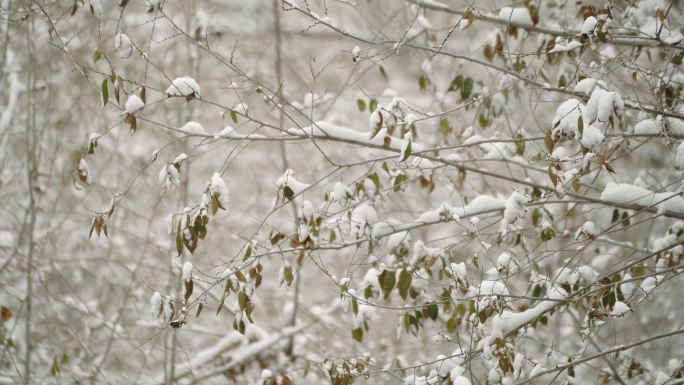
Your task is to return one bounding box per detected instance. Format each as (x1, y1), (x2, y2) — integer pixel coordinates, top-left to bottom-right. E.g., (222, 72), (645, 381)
(518, 327), (684, 384)
(407, 0), (684, 49)
(187, 320), (322, 384)
(283, 0), (684, 121)
(568, 310), (628, 385)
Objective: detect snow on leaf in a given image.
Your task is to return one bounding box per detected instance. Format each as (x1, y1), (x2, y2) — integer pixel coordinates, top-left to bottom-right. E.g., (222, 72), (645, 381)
(399, 132), (412, 161)
(333, 181), (352, 203)
(275, 169), (310, 196)
(114, 33), (133, 59)
(352, 46), (360, 61)
(369, 105), (384, 139)
(634, 118), (659, 134)
(209, 172), (230, 212)
(350, 204), (378, 239)
(491, 286), (567, 334)
(503, 191), (528, 225)
(213, 126), (235, 139)
(159, 164), (181, 194)
(611, 301), (630, 317)
(77, 158), (92, 185)
(498, 7), (533, 26)
(182, 261), (193, 281)
(165, 76), (201, 97)
(641, 276), (657, 294)
(234, 103), (248, 116)
(600, 182), (684, 214)
(299, 200), (314, 221)
(124, 94), (144, 115)
(586, 88), (622, 123)
(548, 39), (582, 53)
(573, 78), (601, 94)
(150, 292), (163, 318)
(179, 121), (207, 136)
(552, 98), (586, 138)
(580, 16), (598, 35)
(579, 123), (604, 149)
(676, 141), (684, 170)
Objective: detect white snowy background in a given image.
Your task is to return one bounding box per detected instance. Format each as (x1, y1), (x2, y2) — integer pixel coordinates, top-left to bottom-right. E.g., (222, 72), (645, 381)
(1, 0), (683, 384)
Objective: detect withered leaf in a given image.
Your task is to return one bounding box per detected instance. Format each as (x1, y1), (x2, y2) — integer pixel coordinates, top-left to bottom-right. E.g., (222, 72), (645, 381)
(544, 128), (555, 153)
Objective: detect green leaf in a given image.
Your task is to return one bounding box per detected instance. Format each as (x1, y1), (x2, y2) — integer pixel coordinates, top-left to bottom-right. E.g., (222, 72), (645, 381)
(393, 174), (408, 192)
(381, 161), (390, 175)
(479, 112), (488, 128)
(611, 208), (619, 223)
(514, 132), (525, 155)
(235, 270), (246, 282)
(356, 98), (366, 112)
(369, 98), (378, 113)
(51, 356), (60, 376)
(621, 211), (630, 228)
(364, 285), (373, 299)
(514, 58), (526, 72)
(351, 327), (363, 342)
(461, 77), (473, 100)
(378, 270), (396, 299)
(558, 73), (567, 88)
(114, 81), (120, 104)
(236, 319), (245, 334)
(449, 74), (464, 92)
(379, 65), (388, 81)
(238, 291), (247, 310)
(175, 221), (183, 256)
(439, 117), (452, 136)
(398, 269), (412, 300)
(426, 303), (438, 321)
(351, 296), (358, 315)
(419, 75), (427, 91)
(216, 282), (230, 315)
(577, 115), (584, 135)
(532, 284), (543, 298)
(368, 172), (381, 192)
(532, 208), (541, 226)
(230, 110), (238, 123)
(446, 316), (459, 332)
(101, 79), (109, 107)
(541, 227), (556, 241)
(602, 290), (616, 308)
(400, 137), (412, 162)
(283, 265), (294, 286)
